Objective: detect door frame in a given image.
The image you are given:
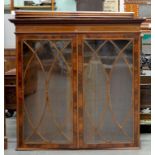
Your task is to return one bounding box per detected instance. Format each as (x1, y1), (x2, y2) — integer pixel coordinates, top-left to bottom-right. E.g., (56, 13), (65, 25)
(77, 33), (140, 149)
(16, 34), (78, 150)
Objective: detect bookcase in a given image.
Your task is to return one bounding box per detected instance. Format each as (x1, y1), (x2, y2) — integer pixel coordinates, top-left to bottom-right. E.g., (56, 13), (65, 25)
(10, 11), (144, 150)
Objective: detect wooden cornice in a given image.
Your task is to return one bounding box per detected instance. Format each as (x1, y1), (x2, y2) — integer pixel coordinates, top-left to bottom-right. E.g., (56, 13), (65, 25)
(10, 11), (145, 25)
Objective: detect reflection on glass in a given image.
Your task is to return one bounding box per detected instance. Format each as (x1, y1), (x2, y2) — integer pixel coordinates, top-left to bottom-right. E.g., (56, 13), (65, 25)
(23, 40), (73, 144)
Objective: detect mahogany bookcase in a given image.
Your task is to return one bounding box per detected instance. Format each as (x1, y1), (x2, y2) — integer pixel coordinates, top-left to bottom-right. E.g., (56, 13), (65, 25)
(10, 11), (144, 150)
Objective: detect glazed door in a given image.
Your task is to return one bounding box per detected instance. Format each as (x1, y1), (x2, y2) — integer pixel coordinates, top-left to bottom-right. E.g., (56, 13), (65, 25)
(18, 33), (139, 149)
(19, 35), (77, 149)
(78, 34), (139, 148)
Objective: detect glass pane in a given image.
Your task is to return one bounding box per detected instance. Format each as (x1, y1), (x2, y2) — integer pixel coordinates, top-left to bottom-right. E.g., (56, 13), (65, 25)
(83, 39), (133, 144)
(23, 39), (73, 144)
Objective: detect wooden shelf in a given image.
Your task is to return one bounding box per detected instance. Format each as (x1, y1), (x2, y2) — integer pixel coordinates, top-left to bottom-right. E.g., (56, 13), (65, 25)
(140, 120), (151, 125)
(15, 6), (52, 10)
(141, 105), (151, 108)
(140, 113), (151, 122)
(9, 0), (56, 11)
(125, 0), (151, 4)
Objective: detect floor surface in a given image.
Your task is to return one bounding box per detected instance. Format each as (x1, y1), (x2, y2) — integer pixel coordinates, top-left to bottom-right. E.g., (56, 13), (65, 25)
(5, 117), (151, 155)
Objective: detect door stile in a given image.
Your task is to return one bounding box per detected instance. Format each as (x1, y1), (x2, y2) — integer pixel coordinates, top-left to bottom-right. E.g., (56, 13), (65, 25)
(18, 34), (79, 149)
(72, 35), (79, 148)
(77, 34), (85, 148)
(133, 35), (141, 147)
(16, 35), (24, 149)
